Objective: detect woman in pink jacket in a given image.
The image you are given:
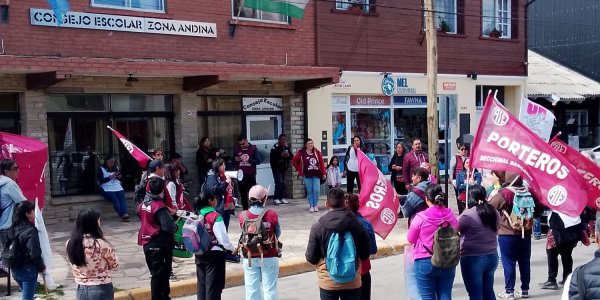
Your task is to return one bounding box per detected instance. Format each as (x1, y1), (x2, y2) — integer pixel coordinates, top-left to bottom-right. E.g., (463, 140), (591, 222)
(407, 184), (458, 300)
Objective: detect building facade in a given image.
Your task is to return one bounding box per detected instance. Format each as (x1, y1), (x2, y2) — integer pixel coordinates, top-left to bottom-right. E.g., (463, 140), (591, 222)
(0, 0), (338, 223)
(307, 0), (528, 177)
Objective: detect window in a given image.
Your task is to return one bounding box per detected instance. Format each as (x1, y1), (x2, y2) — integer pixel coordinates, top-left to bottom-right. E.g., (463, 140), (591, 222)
(482, 0), (511, 38)
(475, 85), (504, 110)
(0, 93), (20, 134)
(232, 0), (290, 23)
(92, 0), (165, 12)
(434, 0), (457, 34)
(335, 0), (373, 13)
(566, 110), (588, 137)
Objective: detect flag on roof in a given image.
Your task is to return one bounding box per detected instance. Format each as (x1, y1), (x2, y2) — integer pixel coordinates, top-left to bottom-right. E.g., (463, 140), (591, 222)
(242, 0), (309, 19)
(47, 0), (70, 26)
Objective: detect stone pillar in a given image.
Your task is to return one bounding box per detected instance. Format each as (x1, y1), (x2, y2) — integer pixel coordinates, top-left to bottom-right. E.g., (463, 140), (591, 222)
(283, 94), (306, 200)
(20, 91), (48, 143)
(173, 93), (200, 192)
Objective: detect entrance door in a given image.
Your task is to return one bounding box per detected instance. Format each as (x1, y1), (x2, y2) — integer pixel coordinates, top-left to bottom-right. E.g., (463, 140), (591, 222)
(246, 115), (282, 195)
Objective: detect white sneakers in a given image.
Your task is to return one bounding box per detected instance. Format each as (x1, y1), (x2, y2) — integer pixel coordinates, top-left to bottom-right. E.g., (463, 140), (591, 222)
(274, 199), (290, 205)
(309, 207), (315, 213)
(497, 292), (515, 300)
(281, 199), (290, 204)
(314, 206), (319, 212)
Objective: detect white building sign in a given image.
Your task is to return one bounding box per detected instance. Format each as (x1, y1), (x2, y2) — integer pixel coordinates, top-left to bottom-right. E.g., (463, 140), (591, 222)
(243, 97), (282, 111)
(30, 9), (217, 38)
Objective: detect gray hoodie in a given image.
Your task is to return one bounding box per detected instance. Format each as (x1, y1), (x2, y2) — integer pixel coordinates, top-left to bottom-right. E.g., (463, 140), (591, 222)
(0, 176), (27, 230)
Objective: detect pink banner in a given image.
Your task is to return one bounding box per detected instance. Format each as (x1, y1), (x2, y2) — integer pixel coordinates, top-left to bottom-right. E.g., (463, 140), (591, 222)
(470, 93), (587, 217)
(107, 126), (152, 169)
(550, 136), (600, 210)
(357, 148), (398, 239)
(0, 132), (47, 208)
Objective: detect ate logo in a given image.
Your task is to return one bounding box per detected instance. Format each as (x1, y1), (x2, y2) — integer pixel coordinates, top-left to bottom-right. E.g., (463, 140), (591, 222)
(121, 139), (134, 154)
(492, 107), (509, 126)
(547, 185), (567, 206)
(380, 208), (395, 225)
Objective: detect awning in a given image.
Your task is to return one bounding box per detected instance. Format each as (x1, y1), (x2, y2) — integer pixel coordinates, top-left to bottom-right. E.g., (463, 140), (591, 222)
(527, 50), (600, 103)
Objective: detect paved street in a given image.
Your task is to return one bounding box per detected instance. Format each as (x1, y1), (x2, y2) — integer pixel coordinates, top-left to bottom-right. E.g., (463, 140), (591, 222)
(177, 237), (597, 300)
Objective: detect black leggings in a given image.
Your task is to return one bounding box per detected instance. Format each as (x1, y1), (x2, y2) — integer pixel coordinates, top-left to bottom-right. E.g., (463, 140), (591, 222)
(346, 170), (361, 194)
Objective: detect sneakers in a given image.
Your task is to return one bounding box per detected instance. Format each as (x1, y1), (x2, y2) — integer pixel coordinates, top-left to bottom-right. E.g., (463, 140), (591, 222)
(274, 199), (282, 205)
(497, 292), (515, 300)
(540, 281), (559, 290)
(314, 206), (319, 212)
(280, 199), (290, 204)
(309, 207), (315, 213)
(515, 290), (529, 298)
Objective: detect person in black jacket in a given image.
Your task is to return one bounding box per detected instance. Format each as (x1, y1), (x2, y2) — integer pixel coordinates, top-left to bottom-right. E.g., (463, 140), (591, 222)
(205, 159), (234, 230)
(305, 188), (370, 299)
(389, 142), (407, 196)
(565, 219), (600, 299)
(196, 137), (216, 186)
(9, 201), (45, 300)
(270, 134), (293, 205)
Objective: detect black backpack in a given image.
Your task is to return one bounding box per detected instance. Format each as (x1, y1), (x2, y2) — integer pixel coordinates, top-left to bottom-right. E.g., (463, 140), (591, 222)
(1, 228), (23, 268)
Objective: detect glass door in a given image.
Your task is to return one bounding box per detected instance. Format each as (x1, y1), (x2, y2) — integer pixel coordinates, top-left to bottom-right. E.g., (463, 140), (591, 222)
(246, 115), (282, 194)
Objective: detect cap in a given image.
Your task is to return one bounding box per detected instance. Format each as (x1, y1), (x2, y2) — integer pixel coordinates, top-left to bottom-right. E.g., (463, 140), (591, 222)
(248, 185), (268, 202)
(148, 159), (164, 173)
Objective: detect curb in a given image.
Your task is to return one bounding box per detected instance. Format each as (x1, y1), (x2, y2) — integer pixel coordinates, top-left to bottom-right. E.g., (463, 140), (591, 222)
(114, 242), (406, 300)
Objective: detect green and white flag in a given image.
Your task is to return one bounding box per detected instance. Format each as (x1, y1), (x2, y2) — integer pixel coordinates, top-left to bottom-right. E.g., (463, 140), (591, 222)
(242, 0), (309, 19)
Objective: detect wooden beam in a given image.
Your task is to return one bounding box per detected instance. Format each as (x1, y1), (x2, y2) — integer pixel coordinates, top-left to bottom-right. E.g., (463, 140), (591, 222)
(183, 75), (221, 92)
(26, 71), (63, 90)
(294, 78), (335, 93)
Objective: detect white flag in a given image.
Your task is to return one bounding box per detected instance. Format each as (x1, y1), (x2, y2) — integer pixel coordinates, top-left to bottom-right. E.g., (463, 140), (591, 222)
(518, 97), (555, 142)
(63, 118), (75, 153)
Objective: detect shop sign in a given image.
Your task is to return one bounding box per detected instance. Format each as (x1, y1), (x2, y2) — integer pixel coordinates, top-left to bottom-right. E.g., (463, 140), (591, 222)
(30, 8), (217, 38)
(397, 78), (417, 94)
(443, 82), (456, 90)
(381, 77), (395, 96)
(333, 79), (352, 89)
(350, 95), (391, 106)
(394, 96), (427, 105)
(242, 97), (282, 111)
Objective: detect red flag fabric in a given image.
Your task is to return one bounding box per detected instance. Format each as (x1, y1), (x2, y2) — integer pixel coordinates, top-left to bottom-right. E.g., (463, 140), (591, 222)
(357, 148), (398, 239)
(549, 136), (600, 210)
(0, 132), (47, 208)
(470, 93), (587, 217)
(107, 126), (151, 169)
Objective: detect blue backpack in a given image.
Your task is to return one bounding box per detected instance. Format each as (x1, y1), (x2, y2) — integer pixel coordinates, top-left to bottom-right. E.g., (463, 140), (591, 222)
(325, 231), (357, 284)
(182, 213), (214, 256)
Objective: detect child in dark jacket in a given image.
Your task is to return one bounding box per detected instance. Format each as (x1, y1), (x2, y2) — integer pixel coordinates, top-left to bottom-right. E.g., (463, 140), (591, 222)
(138, 177), (176, 300)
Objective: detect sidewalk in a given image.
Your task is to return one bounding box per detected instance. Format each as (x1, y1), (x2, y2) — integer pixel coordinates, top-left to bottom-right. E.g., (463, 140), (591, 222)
(1, 190), (458, 299)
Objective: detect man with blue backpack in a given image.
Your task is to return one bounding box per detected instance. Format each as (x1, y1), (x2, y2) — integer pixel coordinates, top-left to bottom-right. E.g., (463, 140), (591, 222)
(305, 188), (370, 300)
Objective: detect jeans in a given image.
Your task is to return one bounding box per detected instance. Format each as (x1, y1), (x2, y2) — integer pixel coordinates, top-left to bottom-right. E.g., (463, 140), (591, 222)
(319, 288), (361, 300)
(460, 253), (498, 300)
(143, 239), (173, 300)
(271, 168), (287, 201)
(243, 257), (279, 300)
(76, 283), (114, 300)
(498, 235), (531, 293)
(346, 170), (361, 194)
(414, 257), (456, 300)
(303, 177), (320, 208)
(100, 189), (128, 217)
(546, 239), (578, 283)
(533, 217), (541, 237)
(12, 265), (38, 300)
(239, 175), (257, 211)
(196, 251), (226, 300)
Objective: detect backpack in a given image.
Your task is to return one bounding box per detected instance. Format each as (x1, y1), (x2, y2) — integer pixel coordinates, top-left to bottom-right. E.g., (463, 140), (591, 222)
(133, 176), (149, 207)
(325, 231), (357, 284)
(500, 188), (534, 233)
(1, 228), (22, 268)
(424, 221), (460, 268)
(239, 209), (275, 265)
(182, 213), (215, 256)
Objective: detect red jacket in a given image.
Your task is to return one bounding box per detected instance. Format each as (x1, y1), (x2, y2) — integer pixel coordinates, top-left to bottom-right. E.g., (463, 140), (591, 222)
(292, 148), (326, 178)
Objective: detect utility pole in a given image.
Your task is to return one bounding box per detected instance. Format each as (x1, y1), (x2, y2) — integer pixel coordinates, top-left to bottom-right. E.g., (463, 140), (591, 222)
(424, 0), (439, 177)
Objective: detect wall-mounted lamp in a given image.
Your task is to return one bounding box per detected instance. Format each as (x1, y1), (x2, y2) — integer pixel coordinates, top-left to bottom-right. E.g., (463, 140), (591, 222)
(125, 74), (138, 86)
(381, 72), (391, 79)
(467, 72), (478, 80)
(261, 77), (273, 86)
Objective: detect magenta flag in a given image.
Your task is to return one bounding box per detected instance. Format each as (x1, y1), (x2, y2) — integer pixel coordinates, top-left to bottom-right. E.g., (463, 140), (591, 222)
(107, 126), (151, 169)
(0, 132), (47, 208)
(357, 148), (398, 239)
(550, 136), (600, 210)
(470, 92), (587, 217)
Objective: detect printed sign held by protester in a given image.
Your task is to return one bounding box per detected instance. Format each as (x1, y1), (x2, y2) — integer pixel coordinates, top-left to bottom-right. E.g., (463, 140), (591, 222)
(519, 96), (555, 142)
(470, 92), (587, 217)
(357, 148), (398, 239)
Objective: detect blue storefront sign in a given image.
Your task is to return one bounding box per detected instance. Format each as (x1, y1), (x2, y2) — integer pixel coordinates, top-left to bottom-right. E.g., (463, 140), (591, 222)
(393, 96), (427, 105)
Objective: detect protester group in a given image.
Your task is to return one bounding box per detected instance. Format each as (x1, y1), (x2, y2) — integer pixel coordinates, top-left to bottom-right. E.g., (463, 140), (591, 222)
(1, 127), (600, 300)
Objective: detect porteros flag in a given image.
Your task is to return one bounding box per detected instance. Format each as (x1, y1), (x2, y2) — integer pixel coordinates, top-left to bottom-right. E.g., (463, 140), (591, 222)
(356, 148), (398, 239)
(518, 96), (555, 142)
(242, 0), (309, 19)
(549, 136), (600, 210)
(470, 92), (587, 217)
(107, 126), (151, 169)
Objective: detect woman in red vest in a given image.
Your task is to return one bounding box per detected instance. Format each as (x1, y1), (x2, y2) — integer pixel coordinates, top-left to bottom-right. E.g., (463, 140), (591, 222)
(292, 138), (326, 213)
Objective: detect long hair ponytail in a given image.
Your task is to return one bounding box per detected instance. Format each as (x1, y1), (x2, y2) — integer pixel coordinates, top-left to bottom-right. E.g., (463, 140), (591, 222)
(66, 208), (104, 267)
(467, 184), (498, 232)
